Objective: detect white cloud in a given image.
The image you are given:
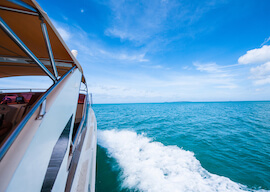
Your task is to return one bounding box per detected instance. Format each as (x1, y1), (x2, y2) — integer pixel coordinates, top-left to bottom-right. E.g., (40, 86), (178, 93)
(50, 19), (263, 103)
(104, 0), (169, 43)
(182, 66), (192, 70)
(90, 84), (160, 100)
(118, 53), (148, 62)
(192, 62), (239, 90)
(238, 45), (270, 85)
(238, 45), (270, 64)
(140, 64), (170, 70)
(250, 62), (270, 85)
(99, 49), (149, 62)
(81, 9), (84, 13)
(88, 67), (241, 103)
(0, 76), (52, 90)
(104, 0), (224, 46)
(55, 27), (71, 41)
(52, 21), (149, 64)
(261, 36), (270, 46)
(215, 85), (238, 89)
(252, 78), (270, 86)
(193, 62), (223, 73)
(105, 28), (138, 42)
(149, 65), (163, 69)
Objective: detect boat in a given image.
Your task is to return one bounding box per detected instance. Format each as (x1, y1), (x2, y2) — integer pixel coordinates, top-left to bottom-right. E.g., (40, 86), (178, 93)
(0, 0), (97, 191)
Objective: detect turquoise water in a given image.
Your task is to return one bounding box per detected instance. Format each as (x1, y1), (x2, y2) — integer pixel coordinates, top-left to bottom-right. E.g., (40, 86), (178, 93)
(94, 102), (270, 192)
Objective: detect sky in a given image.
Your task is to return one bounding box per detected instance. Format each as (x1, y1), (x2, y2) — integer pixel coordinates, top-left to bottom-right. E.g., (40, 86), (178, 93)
(3, 0), (270, 103)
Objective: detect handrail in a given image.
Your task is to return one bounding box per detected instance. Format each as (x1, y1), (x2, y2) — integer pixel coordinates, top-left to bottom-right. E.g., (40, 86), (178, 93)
(0, 88), (47, 93)
(89, 93), (93, 107)
(0, 66), (76, 160)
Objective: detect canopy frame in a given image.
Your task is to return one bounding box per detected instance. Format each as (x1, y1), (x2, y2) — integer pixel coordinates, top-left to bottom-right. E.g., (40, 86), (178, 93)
(0, 16), (57, 82)
(7, 0), (37, 12)
(0, 5), (38, 16)
(0, 0), (80, 82)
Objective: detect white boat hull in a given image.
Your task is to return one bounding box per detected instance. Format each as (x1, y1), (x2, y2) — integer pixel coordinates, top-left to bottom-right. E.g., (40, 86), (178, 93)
(0, 69), (97, 192)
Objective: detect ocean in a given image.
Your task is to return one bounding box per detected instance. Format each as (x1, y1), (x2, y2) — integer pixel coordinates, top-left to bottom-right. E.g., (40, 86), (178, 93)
(93, 102), (270, 192)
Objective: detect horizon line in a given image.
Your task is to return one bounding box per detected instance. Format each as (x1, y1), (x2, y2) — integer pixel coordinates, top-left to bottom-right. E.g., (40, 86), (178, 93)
(92, 100), (270, 105)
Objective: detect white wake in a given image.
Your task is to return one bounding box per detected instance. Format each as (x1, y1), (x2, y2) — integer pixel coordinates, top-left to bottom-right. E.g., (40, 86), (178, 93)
(98, 129), (267, 192)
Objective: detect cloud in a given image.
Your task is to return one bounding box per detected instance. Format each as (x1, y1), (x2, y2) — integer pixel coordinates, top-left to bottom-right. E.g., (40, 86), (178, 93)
(261, 36), (270, 46)
(192, 61), (239, 90)
(140, 64), (170, 70)
(169, 74), (237, 90)
(215, 85), (238, 89)
(88, 65), (240, 103)
(182, 66), (192, 70)
(99, 49), (149, 62)
(239, 45), (270, 85)
(52, 21), (149, 64)
(50, 12), (258, 103)
(55, 27), (71, 41)
(105, 28), (139, 42)
(89, 84), (162, 104)
(193, 62), (223, 73)
(114, 53), (148, 62)
(250, 62), (270, 85)
(0, 76), (51, 90)
(104, 0), (170, 43)
(104, 0), (224, 46)
(238, 45), (270, 64)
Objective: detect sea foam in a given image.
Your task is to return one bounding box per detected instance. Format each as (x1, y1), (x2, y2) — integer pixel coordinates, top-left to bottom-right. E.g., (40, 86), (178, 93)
(98, 129), (268, 192)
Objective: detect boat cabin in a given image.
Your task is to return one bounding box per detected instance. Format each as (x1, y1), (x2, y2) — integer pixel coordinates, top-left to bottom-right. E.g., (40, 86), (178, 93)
(0, 1), (97, 192)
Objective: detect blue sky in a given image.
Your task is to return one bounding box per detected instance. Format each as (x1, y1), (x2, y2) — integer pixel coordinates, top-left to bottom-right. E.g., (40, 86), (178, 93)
(4, 0), (270, 103)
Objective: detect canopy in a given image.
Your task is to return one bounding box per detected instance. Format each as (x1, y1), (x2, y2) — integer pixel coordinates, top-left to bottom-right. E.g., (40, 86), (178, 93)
(0, 0), (84, 81)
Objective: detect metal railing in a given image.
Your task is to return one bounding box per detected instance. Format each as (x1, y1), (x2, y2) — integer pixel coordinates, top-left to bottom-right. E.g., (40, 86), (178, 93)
(89, 93), (93, 107)
(0, 88), (47, 93)
(0, 66), (76, 160)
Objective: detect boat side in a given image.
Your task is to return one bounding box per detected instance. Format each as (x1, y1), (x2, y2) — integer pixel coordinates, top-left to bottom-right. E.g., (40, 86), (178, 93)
(0, 1), (97, 191)
(67, 108), (97, 192)
(0, 69), (97, 192)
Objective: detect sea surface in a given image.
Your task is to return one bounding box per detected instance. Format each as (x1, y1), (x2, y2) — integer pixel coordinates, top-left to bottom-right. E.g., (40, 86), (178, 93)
(93, 102), (270, 192)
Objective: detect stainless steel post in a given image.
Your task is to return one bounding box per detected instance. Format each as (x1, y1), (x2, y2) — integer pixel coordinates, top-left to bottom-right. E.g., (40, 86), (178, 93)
(41, 20), (59, 78)
(0, 16), (56, 82)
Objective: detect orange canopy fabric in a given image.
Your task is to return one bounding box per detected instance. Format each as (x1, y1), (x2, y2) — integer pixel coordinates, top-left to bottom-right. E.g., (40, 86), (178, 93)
(0, 0), (84, 80)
